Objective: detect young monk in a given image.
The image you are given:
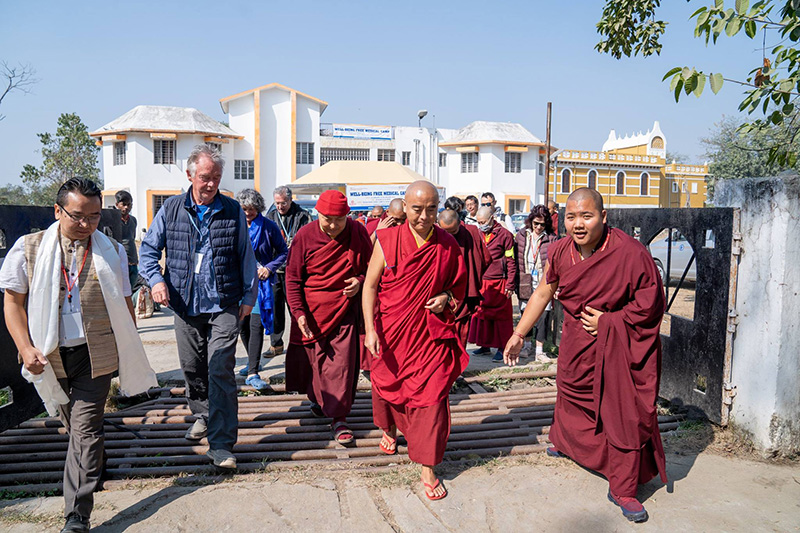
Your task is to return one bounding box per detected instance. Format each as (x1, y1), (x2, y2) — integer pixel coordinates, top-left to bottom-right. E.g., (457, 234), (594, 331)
(363, 181), (468, 501)
(504, 187), (667, 523)
(285, 190), (373, 444)
(437, 208), (491, 347)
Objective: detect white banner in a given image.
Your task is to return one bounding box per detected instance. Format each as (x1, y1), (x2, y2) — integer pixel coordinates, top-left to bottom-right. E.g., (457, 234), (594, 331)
(346, 185), (445, 209)
(333, 124), (393, 140)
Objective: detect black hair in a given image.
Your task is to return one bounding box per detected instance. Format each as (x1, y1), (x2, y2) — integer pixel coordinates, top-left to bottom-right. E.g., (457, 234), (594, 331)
(444, 196), (464, 211)
(481, 192), (495, 201)
(465, 195), (479, 204)
(525, 204), (554, 234)
(56, 178), (102, 206)
(115, 190), (133, 205)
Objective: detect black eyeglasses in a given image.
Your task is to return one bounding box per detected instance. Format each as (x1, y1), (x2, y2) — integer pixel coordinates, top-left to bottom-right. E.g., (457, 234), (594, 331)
(480, 202), (492, 207)
(532, 221), (546, 227)
(59, 204), (101, 224)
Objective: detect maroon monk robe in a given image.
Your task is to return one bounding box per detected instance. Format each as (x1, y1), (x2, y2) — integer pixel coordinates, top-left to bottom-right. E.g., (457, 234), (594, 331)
(371, 223), (468, 465)
(453, 223), (491, 347)
(285, 218), (373, 419)
(365, 212), (387, 235)
(468, 222), (517, 349)
(546, 226), (667, 498)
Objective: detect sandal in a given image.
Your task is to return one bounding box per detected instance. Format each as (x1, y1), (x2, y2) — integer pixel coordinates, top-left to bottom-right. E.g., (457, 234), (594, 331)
(379, 432), (397, 455)
(422, 477), (447, 501)
(332, 421), (354, 444)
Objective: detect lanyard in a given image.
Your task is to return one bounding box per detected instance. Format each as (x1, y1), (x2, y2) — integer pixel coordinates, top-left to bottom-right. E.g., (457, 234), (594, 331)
(62, 241), (90, 304)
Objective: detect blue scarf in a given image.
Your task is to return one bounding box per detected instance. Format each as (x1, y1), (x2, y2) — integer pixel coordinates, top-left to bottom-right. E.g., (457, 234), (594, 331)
(249, 214), (274, 333)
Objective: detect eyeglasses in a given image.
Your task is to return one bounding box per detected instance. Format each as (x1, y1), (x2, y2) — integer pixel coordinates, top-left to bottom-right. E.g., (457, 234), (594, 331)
(480, 202), (492, 207)
(532, 222), (546, 227)
(58, 204), (101, 224)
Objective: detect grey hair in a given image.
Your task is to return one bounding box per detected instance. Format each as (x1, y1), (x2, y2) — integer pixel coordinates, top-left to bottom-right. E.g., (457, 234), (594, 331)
(236, 188), (266, 213)
(273, 185), (292, 200)
(187, 144), (225, 177)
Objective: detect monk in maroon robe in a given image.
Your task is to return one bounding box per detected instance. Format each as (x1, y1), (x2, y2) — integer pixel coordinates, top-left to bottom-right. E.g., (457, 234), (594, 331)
(469, 206), (517, 361)
(363, 181), (468, 501)
(364, 205), (385, 235)
(504, 188), (667, 523)
(438, 208), (491, 347)
(285, 190), (373, 444)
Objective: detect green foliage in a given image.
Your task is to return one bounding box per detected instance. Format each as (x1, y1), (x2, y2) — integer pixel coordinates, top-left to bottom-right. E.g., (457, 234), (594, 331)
(0, 184), (32, 205)
(597, 0), (800, 166)
(17, 113), (100, 206)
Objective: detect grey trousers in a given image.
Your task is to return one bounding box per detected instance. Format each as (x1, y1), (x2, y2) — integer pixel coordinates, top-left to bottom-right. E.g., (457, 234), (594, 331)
(270, 272), (287, 347)
(57, 344), (112, 519)
(174, 305), (239, 451)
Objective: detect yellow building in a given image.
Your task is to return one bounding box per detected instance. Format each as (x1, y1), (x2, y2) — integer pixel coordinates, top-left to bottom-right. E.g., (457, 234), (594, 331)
(549, 121), (708, 208)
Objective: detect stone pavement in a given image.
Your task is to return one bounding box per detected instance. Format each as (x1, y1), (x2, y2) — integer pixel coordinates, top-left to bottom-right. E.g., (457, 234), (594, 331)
(2, 451), (799, 531)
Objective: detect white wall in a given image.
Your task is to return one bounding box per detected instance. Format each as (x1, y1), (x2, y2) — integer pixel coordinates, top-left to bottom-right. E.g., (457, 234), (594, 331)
(715, 176), (800, 456)
(260, 90), (292, 195)
(295, 95), (320, 180)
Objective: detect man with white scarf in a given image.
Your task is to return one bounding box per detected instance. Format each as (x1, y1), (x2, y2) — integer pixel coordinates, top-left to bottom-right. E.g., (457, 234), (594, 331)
(1, 177), (157, 533)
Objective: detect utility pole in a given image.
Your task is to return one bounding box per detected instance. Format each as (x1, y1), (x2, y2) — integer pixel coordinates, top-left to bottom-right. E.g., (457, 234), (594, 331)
(544, 102), (552, 202)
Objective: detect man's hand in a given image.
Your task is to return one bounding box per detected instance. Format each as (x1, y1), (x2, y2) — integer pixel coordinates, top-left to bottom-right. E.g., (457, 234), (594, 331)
(257, 266), (271, 281)
(342, 277), (360, 298)
(503, 335), (523, 367)
(297, 315), (313, 339)
(21, 346), (48, 375)
(365, 330), (381, 357)
(424, 293), (449, 314)
(238, 304), (253, 322)
(504, 289), (514, 299)
(376, 216), (395, 231)
(151, 282), (170, 306)
(580, 306), (604, 336)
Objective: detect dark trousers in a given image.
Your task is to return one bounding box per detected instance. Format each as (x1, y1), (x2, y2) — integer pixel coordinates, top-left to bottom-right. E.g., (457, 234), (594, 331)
(270, 272), (287, 347)
(174, 306), (239, 451)
(239, 313), (265, 375)
(57, 344), (112, 519)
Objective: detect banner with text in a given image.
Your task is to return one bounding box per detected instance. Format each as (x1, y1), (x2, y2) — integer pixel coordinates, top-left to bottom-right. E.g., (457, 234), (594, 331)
(346, 185), (445, 209)
(333, 124), (393, 140)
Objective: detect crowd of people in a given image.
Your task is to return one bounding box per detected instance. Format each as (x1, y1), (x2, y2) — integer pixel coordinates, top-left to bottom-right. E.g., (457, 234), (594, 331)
(0, 144), (667, 530)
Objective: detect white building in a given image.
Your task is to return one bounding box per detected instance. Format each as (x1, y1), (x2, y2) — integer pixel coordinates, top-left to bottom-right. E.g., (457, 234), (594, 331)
(92, 82), (547, 229)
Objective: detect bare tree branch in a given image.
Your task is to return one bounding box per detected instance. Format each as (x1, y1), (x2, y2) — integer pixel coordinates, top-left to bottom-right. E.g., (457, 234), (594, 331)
(0, 61), (39, 121)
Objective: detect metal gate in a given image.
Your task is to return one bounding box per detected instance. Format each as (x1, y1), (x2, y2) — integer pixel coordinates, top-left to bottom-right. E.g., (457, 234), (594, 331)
(0, 206), (122, 432)
(555, 208), (740, 425)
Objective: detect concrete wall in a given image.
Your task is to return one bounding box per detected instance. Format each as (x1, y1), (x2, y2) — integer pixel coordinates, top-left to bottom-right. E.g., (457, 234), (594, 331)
(715, 175), (800, 456)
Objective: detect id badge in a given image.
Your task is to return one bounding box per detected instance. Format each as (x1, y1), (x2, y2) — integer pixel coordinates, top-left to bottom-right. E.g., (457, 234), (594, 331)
(532, 269), (540, 284)
(61, 311), (85, 343)
(194, 253), (204, 274)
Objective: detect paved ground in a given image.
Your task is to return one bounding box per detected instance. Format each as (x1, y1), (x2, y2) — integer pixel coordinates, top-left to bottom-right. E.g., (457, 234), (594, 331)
(3, 306), (799, 531)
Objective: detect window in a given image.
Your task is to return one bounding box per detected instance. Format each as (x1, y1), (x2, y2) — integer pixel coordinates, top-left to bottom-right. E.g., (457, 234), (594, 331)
(234, 159), (255, 180)
(505, 152), (522, 173)
(615, 171), (626, 195)
(152, 194), (172, 218)
(205, 142), (222, 153)
(587, 169), (597, 189)
(508, 198), (526, 214)
(439, 153), (447, 167)
(377, 149), (395, 162)
(320, 148), (369, 165)
(401, 151), (411, 166)
(113, 141), (126, 166)
(560, 168), (571, 193)
(640, 172), (650, 196)
(671, 181), (679, 193)
(296, 142), (314, 165)
(461, 152), (479, 173)
(651, 136), (664, 149)
(153, 140), (175, 165)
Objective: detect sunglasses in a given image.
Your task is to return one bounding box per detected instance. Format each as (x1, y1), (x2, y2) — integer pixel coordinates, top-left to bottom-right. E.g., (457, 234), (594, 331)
(480, 202), (492, 207)
(532, 221), (546, 227)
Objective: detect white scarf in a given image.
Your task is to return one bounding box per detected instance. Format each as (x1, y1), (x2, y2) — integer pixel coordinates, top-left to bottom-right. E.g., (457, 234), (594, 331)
(25, 223), (158, 413)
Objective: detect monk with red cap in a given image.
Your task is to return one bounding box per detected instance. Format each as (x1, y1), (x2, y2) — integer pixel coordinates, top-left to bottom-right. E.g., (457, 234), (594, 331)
(285, 190), (373, 443)
(504, 187), (667, 523)
(437, 207), (491, 347)
(363, 180), (468, 500)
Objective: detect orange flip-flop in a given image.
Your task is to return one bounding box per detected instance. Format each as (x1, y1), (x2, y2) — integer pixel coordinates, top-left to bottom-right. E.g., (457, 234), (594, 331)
(422, 478), (447, 501)
(379, 432), (397, 455)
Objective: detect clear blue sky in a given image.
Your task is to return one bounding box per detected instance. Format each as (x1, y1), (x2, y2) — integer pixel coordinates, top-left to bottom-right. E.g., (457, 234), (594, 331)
(0, 0), (761, 187)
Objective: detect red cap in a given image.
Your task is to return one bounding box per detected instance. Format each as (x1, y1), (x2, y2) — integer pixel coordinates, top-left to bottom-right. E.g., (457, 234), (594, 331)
(315, 190), (350, 216)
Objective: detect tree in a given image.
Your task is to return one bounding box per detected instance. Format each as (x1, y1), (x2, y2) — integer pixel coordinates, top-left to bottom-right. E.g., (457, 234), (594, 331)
(665, 150), (690, 163)
(19, 113), (101, 206)
(0, 61), (38, 121)
(0, 184), (32, 206)
(596, 0), (800, 167)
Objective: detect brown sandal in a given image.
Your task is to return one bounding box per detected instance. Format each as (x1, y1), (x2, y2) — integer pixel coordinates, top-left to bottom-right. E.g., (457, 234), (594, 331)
(333, 421), (354, 444)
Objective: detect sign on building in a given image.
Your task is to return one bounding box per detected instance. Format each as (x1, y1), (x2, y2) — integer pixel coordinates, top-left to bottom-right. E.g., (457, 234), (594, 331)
(333, 124), (393, 140)
(347, 185), (445, 209)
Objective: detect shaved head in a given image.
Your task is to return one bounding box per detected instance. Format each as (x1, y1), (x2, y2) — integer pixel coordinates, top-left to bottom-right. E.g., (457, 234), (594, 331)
(566, 187), (604, 212)
(476, 206), (494, 224)
(370, 205), (384, 218)
(387, 198), (405, 218)
(438, 208), (460, 235)
(404, 180), (439, 237)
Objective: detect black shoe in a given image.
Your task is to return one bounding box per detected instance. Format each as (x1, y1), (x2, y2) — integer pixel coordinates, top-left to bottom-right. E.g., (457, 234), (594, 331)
(310, 402), (324, 418)
(61, 513), (90, 533)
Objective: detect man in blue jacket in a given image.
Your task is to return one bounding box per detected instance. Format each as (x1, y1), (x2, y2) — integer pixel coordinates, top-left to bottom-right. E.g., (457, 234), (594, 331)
(140, 144), (257, 470)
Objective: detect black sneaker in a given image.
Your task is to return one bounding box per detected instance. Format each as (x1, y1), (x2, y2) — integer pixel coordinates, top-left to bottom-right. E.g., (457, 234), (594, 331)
(61, 513), (90, 533)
